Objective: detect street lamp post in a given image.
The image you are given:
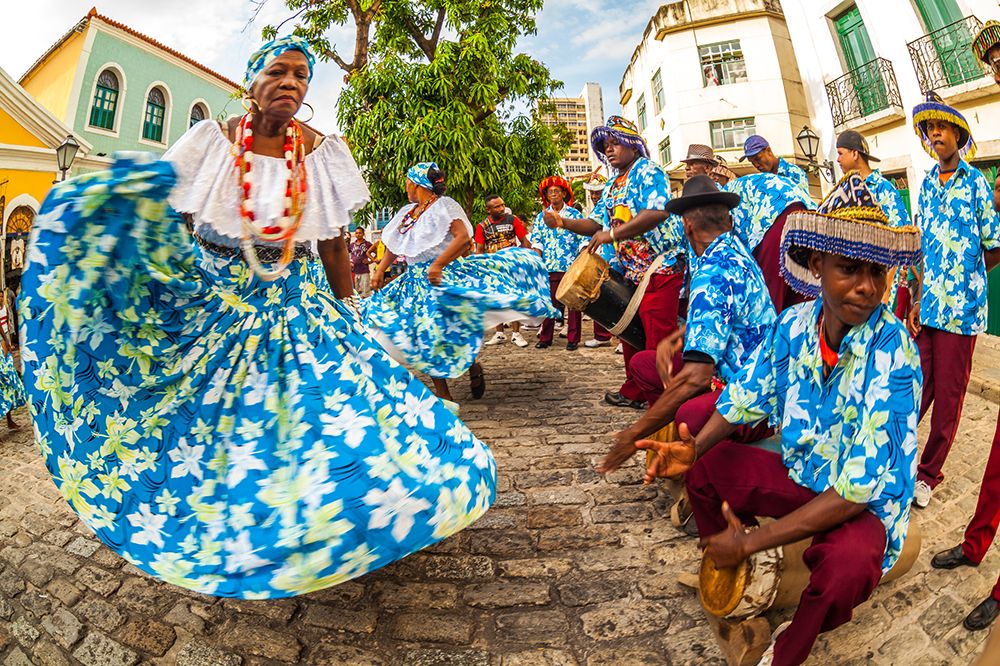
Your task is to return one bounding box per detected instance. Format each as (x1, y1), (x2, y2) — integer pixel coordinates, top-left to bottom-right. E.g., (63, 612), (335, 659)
(796, 126), (835, 184)
(55, 135), (81, 182)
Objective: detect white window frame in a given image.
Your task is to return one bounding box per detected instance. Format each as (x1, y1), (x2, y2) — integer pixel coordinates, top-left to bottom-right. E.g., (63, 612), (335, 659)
(86, 63), (127, 138)
(699, 40), (748, 87)
(187, 98), (211, 128)
(710, 117), (756, 151)
(138, 81), (173, 148)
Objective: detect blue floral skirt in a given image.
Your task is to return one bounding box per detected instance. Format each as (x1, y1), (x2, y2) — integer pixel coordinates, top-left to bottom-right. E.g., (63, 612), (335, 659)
(18, 156), (496, 599)
(361, 249), (558, 378)
(0, 347), (26, 415)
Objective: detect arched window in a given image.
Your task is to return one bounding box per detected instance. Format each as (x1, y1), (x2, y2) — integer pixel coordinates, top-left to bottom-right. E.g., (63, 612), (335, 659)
(189, 103), (207, 128)
(89, 69), (119, 130)
(142, 87), (166, 143)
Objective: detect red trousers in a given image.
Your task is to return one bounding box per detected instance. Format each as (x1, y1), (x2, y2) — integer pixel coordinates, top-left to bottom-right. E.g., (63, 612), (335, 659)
(916, 326), (977, 488)
(961, 408), (1000, 602)
(687, 442), (886, 666)
(593, 322), (613, 342)
(619, 272), (684, 402)
(539, 272), (581, 344)
(753, 203), (811, 313)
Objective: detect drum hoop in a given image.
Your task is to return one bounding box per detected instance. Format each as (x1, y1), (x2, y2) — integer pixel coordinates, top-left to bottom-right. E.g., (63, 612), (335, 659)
(726, 545), (784, 619)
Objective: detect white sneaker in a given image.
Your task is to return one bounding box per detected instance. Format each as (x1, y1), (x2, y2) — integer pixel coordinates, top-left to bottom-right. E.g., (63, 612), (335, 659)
(584, 339), (610, 348)
(615, 343), (623, 354)
(914, 480), (932, 508)
(510, 332), (529, 348)
(559, 324), (568, 338)
(484, 331), (506, 346)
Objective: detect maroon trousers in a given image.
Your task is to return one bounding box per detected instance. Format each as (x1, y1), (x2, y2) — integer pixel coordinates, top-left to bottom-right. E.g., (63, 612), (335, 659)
(961, 408), (1000, 602)
(916, 326), (977, 488)
(593, 322), (613, 342)
(687, 442), (886, 666)
(754, 203), (811, 313)
(619, 272), (684, 402)
(539, 272), (581, 344)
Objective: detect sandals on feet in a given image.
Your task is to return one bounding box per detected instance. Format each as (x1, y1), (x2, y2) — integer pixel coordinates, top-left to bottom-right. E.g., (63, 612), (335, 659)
(470, 365), (486, 400)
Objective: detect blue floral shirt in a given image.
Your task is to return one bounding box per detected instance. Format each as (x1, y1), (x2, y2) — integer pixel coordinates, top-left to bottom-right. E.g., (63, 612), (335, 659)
(716, 300), (922, 573)
(685, 233), (776, 383)
(727, 173), (814, 250)
(595, 157), (685, 285)
(529, 206), (586, 273)
(866, 170), (910, 227)
(777, 158), (810, 195)
(916, 160), (1000, 335)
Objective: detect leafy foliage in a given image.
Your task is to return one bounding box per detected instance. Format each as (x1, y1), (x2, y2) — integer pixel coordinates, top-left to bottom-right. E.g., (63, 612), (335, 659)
(264, 0), (571, 224)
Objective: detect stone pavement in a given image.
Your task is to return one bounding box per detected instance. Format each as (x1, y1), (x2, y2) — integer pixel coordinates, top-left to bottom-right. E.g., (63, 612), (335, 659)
(1, 332), (1000, 665)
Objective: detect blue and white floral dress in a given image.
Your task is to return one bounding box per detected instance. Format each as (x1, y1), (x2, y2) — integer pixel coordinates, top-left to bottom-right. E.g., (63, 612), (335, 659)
(362, 197), (557, 378)
(0, 345), (25, 416)
(18, 122), (496, 599)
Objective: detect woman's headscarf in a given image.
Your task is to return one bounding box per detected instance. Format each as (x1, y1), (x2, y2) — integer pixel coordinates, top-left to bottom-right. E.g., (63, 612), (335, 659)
(407, 162), (438, 190)
(244, 35), (317, 91)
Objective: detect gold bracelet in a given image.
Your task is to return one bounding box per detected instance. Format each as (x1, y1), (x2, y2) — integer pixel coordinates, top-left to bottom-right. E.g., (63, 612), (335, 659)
(610, 227), (617, 242)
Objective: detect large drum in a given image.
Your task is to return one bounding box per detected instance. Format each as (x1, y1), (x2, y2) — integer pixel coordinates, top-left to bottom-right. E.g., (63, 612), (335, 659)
(699, 521), (922, 619)
(556, 251), (646, 350)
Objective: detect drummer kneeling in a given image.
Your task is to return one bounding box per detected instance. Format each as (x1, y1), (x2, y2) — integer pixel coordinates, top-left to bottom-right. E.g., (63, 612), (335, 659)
(639, 173), (923, 666)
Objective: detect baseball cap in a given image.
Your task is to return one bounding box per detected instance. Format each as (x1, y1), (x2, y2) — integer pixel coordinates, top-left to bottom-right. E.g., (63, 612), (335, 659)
(738, 135), (770, 162)
(836, 130), (880, 163)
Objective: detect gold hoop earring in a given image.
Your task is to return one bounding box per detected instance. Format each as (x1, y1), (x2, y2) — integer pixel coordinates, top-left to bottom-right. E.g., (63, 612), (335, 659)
(241, 96), (258, 115)
(297, 102), (315, 124)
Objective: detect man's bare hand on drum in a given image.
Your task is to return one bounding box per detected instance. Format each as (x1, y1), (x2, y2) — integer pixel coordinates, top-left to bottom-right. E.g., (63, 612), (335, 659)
(597, 429), (641, 474)
(635, 423), (696, 482)
(656, 326), (686, 387)
(700, 501), (750, 569)
(586, 230), (613, 254)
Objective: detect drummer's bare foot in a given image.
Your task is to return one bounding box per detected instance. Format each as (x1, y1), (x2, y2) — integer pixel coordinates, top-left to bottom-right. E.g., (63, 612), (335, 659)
(432, 378), (454, 403)
(6, 412), (16, 429)
(604, 391), (645, 409)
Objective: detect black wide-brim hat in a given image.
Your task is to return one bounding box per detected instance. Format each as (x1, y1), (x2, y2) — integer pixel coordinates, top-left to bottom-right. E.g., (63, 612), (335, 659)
(664, 175), (740, 216)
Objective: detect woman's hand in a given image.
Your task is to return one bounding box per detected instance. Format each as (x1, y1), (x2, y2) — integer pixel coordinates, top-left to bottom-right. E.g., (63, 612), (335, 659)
(587, 230), (613, 254)
(906, 301), (921, 338)
(371, 269), (386, 291)
(700, 502), (751, 569)
(428, 263), (444, 285)
(635, 422), (697, 483)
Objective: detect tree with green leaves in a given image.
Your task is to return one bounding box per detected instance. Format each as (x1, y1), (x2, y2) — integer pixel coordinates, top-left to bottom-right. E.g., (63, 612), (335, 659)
(263, 0), (571, 222)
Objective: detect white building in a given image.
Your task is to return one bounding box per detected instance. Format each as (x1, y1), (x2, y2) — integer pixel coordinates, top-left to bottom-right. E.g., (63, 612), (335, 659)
(540, 83), (605, 178)
(619, 0), (816, 194)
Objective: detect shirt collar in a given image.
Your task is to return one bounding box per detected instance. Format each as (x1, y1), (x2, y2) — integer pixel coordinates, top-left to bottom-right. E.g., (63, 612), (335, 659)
(929, 157), (970, 180)
(809, 299), (883, 371)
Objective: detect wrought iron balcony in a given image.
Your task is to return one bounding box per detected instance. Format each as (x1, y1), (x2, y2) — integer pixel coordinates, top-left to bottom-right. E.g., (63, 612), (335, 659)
(826, 58), (903, 128)
(908, 16), (988, 93)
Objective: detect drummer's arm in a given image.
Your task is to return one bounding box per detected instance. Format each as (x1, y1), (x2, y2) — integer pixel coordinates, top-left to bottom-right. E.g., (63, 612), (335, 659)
(555, 214), (602, 237)
(610, 209), (671, 240)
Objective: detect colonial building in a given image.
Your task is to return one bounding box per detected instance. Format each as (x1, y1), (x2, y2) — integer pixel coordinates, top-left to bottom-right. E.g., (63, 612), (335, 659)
(781, 0), (1000, 332)
(618, 0), (816, 194)
(19, 7), (240, 162)
(539, 83), (605, 178)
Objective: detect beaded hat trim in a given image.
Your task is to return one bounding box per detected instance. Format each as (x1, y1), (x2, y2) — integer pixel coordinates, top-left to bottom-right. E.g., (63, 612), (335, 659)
(912, 92), (976, 160)
(780, 172), (922, 297)
(591, 116), (650, 165)
(973, 20), (1000, 63)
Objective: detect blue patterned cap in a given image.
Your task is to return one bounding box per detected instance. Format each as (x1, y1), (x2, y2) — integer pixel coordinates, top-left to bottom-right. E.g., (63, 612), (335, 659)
(780, 172), (922, 297)
(407, 162), (438, 190)
(244, 35), (316, 90)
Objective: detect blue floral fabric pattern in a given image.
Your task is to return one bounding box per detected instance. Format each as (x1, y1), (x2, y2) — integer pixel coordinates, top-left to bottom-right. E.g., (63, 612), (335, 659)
(18, 157), (496, 599)
(716, 300), (922, 572)
(528, 207), (586, 273)
(916, 160), (1000, 335)
(866, 170), (910, 227)
(595, 157), (684, 284)
(727, 173), (815, 250)
(362, 209), (557, 379)
(777, 158), (810, 195)
(685, 233), (776, 383)
(0, 347), (26, 415)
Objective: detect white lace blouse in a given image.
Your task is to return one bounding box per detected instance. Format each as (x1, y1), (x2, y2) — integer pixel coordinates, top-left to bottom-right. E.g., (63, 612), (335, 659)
(163, 120), (370, 246)
(381, 197), (473, 265)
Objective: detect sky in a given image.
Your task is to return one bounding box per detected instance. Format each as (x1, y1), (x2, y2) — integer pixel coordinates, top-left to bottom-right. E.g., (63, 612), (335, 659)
(0, 0), (662, 132)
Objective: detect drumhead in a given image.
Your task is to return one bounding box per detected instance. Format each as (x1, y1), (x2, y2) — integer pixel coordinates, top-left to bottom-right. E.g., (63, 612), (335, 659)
(699, 554), (749, 618)
(556, 251), (609, 310)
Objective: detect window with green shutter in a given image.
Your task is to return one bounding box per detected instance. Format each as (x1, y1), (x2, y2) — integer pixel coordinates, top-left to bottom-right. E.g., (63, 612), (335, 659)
(710, 117), (755, 150)
(143, 88), (166, 143)
(637, 94), (647, 132)
(88, 70), (119, 131)
(189, 103), (206, 128)
(659, 137), (671, 166)
(652, 69), (665, 115)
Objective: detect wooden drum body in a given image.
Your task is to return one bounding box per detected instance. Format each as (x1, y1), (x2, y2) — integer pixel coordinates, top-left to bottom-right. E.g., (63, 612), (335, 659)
(555, 252), (646, 350)
(699, 521), (922, 619)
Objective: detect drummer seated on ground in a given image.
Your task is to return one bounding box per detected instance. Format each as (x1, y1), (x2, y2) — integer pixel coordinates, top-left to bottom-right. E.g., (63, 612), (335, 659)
(597, 176), (776, 476)
(638, 173), (923, 666)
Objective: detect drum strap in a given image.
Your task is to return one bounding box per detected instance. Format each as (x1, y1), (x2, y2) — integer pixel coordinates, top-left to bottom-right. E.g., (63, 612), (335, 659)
(608, 254), (666, 337)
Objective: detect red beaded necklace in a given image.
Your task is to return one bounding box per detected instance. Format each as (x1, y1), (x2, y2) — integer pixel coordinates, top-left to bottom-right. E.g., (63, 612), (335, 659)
(398, 196), (438, 235)
(233, 112), (307, 279)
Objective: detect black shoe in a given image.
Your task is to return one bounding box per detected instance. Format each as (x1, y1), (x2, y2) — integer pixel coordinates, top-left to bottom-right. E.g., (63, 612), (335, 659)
(931, 545), (978, 570)
(566, 342), (579, 351)
(535, 341), (551, 349)
(964, 597), (1000, 631)
(604, 391), (645, 410)
(469, 365), (486, 400)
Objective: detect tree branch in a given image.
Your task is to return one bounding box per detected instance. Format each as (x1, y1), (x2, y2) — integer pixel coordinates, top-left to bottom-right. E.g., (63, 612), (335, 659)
(323, 47), (353, 72)
(399, 6), (445, 61)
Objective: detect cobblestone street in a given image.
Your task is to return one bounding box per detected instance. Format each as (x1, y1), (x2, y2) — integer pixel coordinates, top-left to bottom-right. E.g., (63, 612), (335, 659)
(1, 333), (998, 665)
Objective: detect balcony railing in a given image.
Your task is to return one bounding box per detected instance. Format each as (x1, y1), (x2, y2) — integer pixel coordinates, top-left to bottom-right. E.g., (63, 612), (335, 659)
(908, 16), (988, 93)
(826, 58), (903, 128)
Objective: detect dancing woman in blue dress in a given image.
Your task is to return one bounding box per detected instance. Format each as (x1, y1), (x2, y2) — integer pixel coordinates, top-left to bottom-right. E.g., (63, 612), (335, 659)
(17, 36), (496, 599)
(362, 163), (557, 403)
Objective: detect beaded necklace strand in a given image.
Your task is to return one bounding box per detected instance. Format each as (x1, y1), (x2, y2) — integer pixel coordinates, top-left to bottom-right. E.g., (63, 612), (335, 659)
(398, 196), (438, 235)
(233, 112), (307, 280)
